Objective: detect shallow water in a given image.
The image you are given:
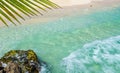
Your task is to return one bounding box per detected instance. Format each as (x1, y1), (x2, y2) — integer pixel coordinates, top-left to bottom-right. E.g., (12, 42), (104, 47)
(62, 36), (120, 73)
(0, 5), (120, 73)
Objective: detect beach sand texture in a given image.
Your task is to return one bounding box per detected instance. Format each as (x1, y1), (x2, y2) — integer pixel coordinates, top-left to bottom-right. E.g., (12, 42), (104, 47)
(51, 0), (92, 6)
(0, 0), (120, 27)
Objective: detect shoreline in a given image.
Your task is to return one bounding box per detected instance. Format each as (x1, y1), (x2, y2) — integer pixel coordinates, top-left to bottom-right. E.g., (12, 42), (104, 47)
(0, 0), (120, 27)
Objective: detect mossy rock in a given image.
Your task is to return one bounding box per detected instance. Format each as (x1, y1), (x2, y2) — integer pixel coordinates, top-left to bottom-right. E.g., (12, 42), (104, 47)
(0, 50), (41, 73)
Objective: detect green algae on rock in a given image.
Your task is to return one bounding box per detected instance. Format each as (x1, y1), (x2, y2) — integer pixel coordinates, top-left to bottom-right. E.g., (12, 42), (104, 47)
(0, 50), (42, 73)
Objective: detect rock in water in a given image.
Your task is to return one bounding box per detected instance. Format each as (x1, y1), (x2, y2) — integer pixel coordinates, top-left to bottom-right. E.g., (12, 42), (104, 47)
(0, 50), (41, 73)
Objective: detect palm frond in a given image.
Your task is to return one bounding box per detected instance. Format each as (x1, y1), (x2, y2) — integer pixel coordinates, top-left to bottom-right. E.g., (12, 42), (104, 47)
(0, 0), (60, 26)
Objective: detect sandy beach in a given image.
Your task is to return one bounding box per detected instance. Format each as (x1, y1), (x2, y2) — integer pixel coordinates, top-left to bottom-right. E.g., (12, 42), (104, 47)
(0, 0), (120, 27)
(0, 1), (120, 73)
(51, 0), (92, 6)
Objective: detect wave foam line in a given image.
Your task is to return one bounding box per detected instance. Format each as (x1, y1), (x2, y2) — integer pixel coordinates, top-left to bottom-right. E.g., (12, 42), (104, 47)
(62, 35), (120, 73)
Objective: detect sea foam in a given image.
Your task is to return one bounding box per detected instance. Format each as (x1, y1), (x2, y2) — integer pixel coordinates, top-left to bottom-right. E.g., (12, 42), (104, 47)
(62, 35), (120, 73)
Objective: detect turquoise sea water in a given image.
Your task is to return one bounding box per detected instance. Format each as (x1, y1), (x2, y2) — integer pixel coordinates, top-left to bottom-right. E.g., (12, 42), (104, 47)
(0, 5), (120, 73)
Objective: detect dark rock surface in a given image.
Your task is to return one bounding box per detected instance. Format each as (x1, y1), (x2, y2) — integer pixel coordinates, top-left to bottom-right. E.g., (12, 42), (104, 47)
(0, 50), (42, 73)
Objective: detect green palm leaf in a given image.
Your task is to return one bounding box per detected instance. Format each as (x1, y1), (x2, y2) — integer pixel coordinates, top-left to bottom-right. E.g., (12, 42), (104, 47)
(0, 0), (60, 26)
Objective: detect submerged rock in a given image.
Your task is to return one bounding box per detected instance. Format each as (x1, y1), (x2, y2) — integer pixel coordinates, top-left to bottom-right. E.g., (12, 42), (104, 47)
(0, 50), (41, 73)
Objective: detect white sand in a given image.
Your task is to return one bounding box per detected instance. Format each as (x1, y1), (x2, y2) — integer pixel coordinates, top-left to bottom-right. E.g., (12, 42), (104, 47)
(51, 0), (92, 6)
(21, 0), (120, 25)
(0, 0), (120, 27)
(51, 0), (105, 6)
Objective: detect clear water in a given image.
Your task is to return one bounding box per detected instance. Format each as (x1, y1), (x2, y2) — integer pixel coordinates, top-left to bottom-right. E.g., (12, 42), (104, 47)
(62, 36), (120, 73)
(0, 5), (120, 73)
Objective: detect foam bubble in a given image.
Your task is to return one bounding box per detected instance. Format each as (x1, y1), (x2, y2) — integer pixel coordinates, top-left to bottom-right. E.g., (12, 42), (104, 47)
(40, 63), (51, 73)
(62, 36), (120, 73)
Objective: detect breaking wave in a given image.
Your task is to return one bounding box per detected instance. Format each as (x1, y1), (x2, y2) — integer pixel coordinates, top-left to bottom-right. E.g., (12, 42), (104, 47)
(62, 35), (120, 73)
